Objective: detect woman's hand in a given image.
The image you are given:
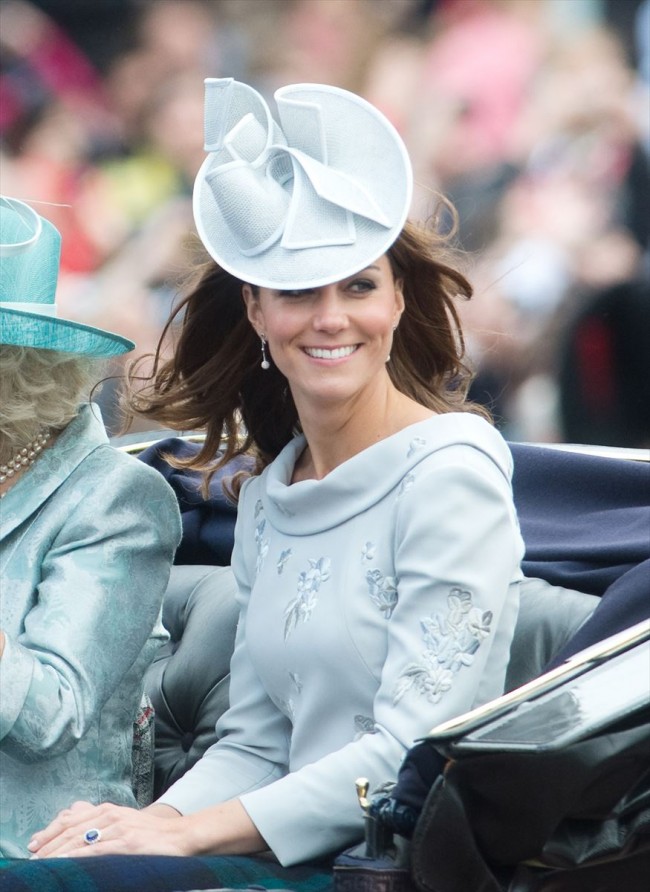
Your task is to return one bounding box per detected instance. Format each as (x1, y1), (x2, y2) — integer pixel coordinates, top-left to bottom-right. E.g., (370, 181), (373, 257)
(28, 798), (266, 859)
(28, 800), (186, 858)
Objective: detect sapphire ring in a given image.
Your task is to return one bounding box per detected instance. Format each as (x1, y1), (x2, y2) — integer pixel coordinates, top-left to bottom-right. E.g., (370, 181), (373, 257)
(83, 828), (101, 845)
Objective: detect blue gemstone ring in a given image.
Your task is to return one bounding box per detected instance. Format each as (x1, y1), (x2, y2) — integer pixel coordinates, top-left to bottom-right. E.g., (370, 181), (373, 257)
(83, 828), (101, 845)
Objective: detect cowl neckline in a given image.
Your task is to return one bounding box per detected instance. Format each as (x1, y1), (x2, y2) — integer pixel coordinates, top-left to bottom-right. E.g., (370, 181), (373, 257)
(259, 412), (512, 535)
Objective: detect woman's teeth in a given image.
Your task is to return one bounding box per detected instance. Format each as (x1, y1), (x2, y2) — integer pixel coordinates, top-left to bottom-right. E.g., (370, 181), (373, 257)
(305, 346), (357, 359)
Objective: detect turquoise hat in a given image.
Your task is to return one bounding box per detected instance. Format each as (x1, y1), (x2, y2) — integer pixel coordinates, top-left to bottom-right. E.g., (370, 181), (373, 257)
(0, 196), (135, 356)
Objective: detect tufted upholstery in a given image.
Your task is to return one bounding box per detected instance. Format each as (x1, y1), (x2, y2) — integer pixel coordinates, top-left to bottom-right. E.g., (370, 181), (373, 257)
(504, 578), (598, 692)
(143, 564), (239, 800)
(143, 565), (598, 799)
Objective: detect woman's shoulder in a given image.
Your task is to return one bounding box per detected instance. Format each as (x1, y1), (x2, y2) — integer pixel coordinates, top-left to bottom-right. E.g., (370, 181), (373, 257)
(401, 412), (514, 482)
(236, 469), (264, 514)
(390, 416), (519, 534)
(387, 411), (510, 460)
(61, 447), (182, 544)
(415, 410), (501, 440)
(84, 443), (184, 500)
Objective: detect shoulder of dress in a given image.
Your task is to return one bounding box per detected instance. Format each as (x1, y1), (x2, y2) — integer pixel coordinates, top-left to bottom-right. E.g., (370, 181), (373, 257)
(73, 445), (181, 497)
(399, 440), (514, 498)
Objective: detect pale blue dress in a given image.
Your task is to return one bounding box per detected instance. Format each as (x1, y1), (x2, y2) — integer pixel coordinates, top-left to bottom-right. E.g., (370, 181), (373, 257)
(0, 404), (181, 857)
(159, 413), (524, 865)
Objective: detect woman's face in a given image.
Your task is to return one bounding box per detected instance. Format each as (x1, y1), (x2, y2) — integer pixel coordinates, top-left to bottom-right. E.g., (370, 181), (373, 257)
(243, 254), (404, 409)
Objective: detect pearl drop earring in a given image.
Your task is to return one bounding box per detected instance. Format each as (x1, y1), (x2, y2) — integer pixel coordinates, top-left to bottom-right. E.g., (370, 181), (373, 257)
(260, 335), (270, 370)
(386, 323), (398, 363)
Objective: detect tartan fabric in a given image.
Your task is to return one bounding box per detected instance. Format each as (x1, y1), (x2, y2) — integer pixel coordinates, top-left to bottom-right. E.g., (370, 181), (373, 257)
(0, 854), (334, 892)
(131, 692), (156, 808)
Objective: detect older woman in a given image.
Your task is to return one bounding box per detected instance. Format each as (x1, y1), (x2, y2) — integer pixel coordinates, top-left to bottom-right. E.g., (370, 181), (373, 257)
(0, 196), (181, 857)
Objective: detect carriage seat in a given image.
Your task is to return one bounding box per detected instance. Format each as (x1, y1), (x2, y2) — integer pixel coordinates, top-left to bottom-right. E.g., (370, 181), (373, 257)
(143, 565), (239, 801)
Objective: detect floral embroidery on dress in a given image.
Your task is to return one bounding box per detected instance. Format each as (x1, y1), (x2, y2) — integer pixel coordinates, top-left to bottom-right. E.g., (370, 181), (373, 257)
(361, 541), (376, 562)
(281, 672), (303, 721)
(354, 714), (377, 739)
(284, 557), (331, 640)
(398, 473), (415, 497)
(393, 587), (493, 705)
(255, 518), (269, 575)
(366, 569), (398, 618)
(407, 437), (426, 458)
(254, 499), (263, 519)
(277, 548), (293, 574)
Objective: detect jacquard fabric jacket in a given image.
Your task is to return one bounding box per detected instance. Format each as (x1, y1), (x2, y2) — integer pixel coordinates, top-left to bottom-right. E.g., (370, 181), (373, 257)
(0, 404), (182, 857)
(158, 413), (524, 865)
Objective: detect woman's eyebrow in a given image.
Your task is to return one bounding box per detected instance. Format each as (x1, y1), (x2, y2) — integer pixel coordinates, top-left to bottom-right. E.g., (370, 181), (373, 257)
(346, 265), (380, 278)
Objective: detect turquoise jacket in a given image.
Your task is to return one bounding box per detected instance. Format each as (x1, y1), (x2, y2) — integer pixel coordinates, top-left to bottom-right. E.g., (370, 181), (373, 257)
(0, 404), (181, 857)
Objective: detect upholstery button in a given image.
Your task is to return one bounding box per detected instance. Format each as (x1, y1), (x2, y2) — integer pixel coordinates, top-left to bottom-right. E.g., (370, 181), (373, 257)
(181, 732), (194, 752)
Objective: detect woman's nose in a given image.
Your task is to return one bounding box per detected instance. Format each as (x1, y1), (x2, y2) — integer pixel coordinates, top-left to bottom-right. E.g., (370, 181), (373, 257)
(312, 288), (347, 331)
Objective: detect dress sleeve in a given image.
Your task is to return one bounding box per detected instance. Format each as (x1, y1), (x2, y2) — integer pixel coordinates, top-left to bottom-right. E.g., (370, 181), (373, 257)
(156, 476), (292, 814)
(160, 446), (523, 866)
(0, 453), (181, 759)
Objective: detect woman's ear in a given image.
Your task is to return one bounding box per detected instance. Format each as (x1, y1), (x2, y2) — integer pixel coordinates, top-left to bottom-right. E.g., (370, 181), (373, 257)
(242, 284), (263, 333)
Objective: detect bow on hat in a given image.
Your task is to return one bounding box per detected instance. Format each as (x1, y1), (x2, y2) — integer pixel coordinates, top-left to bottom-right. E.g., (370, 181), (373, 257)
(202, 78), (393, 257)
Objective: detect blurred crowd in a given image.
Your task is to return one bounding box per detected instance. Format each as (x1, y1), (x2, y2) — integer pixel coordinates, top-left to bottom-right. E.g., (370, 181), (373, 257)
(1, 0), (648, 446)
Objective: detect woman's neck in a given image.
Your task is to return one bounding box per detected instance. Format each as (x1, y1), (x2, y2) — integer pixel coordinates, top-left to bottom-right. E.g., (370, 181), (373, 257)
(292, 387), (433, 482)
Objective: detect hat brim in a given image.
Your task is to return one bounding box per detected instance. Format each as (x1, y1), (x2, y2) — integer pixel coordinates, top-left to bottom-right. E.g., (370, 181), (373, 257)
(193, 81), (413, 290)
(0, 308), (135, 357)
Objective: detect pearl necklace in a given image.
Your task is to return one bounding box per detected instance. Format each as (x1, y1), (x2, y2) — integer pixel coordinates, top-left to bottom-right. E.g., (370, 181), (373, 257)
(0, 428), (51, 498)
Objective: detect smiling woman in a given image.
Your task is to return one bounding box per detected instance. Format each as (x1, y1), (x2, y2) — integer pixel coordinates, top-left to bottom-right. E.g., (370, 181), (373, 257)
(26, 78), (592, 880)
(241, 257), (406, 444)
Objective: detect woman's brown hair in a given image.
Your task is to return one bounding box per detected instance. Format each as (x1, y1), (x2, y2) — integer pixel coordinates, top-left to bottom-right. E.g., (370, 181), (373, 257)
(124, 219), (489, 499)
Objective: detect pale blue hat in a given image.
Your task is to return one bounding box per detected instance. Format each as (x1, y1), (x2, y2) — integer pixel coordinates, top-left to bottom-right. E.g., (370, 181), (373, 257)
(193, 79), (413, 289)
(0, 196), (135, 356)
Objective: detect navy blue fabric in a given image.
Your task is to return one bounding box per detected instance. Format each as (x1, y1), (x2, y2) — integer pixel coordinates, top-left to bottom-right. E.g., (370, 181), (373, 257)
(0, 855), (334, 892)
(137, 438), (249, 566)
(510, 443), (649, 667)
(384, 742), (446, 817)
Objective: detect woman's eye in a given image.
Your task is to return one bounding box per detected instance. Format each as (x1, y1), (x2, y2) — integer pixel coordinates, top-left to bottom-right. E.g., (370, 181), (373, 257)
(348, 279), (376, 294)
